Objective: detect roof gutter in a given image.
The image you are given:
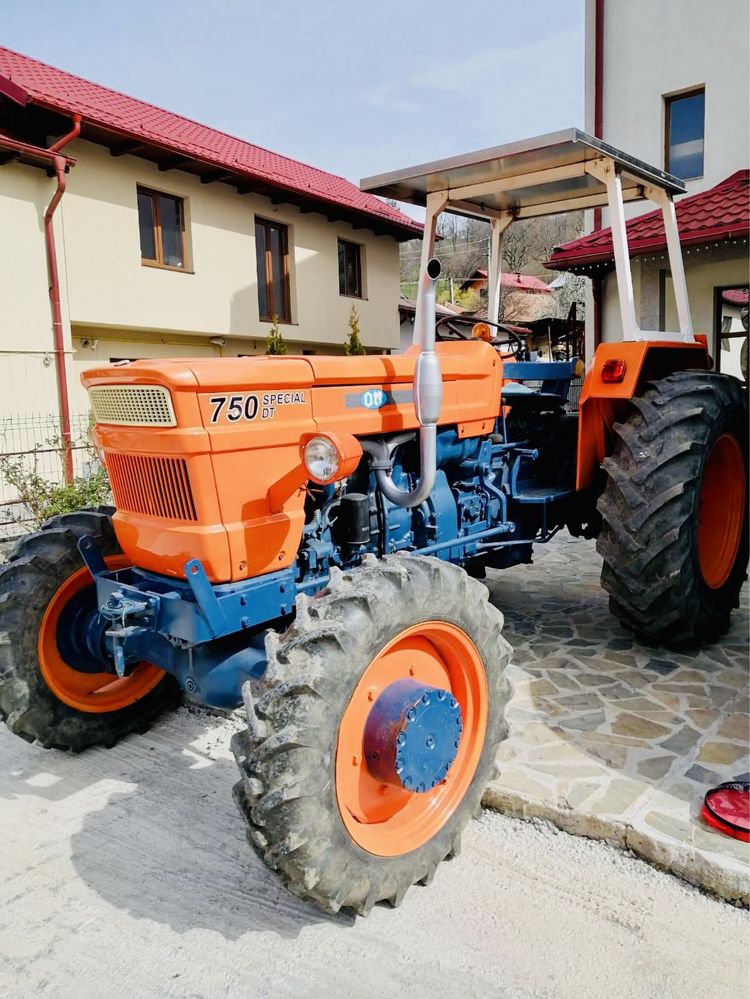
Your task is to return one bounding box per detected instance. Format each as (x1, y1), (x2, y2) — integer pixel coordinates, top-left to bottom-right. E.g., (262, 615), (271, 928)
(0, 114), (80, 483)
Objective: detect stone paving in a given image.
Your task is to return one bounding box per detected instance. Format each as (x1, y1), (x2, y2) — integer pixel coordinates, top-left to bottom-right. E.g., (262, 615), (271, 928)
(482, 532), (749, 905)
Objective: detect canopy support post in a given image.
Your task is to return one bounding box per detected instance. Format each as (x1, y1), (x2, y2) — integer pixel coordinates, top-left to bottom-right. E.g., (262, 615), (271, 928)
(644, 183), (694, 340)
(487, 213), (515, 325)
(586, 158), (639, 341)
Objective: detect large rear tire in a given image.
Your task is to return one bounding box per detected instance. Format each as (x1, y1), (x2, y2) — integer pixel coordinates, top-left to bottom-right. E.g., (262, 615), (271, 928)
(597, 371), (748, 646)
(0, 508), (179, 751)
(232, 555), (511, 915)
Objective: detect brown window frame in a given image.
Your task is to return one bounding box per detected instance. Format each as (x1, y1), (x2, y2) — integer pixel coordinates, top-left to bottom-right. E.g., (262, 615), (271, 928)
(137, 186), (188, 272)
(664, 87), (705, 180)
(255, 217), (292, 323)
(338, 238), (363, 298)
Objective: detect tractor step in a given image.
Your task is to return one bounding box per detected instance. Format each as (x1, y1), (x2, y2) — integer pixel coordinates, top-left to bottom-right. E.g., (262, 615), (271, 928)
(512, 486), (574, 504)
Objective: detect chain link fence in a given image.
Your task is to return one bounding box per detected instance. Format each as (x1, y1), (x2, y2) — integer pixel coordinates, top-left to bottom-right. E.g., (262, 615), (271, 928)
(0, 412), (103, 538)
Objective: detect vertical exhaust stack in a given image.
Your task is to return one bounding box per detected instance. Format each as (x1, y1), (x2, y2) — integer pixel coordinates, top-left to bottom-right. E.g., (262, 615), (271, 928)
(413, 256), (443, 420)
(363, 258), (442, 508)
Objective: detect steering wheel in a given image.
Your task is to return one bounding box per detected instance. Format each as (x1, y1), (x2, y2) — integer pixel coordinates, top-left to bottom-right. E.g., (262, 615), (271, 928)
(435, 315), (526, 358)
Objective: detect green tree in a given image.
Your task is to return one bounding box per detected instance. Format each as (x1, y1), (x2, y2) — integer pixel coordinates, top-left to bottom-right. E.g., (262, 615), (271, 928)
(265, 315), (288, 355)
(345, 305), (367, 355)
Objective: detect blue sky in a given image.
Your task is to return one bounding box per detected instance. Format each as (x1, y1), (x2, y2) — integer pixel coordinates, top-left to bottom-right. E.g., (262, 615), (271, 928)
(2, 1), (584, 193)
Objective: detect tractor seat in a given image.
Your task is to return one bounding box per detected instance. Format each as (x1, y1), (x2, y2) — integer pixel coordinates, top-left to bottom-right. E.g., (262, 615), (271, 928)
(502, 382), (567, 410)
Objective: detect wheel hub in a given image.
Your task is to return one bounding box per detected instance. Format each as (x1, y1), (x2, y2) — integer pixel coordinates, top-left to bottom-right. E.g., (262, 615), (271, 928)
(363, 679), (463, 793)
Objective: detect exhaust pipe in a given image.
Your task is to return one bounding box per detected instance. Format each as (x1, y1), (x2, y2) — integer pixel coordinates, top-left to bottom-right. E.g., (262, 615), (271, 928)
(363, 258), (442, 508)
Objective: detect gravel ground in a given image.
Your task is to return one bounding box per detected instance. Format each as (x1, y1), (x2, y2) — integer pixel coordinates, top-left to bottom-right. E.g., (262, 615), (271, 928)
(1, 707), (748, 999)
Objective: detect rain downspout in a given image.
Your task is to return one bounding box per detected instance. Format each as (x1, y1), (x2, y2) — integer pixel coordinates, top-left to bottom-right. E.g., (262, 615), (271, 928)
(45, 114), (81, 483)
(592, 0), (604, 233)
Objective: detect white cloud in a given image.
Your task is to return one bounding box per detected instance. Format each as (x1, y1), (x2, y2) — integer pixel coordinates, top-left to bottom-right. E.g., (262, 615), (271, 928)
(361, 82), (422, 115)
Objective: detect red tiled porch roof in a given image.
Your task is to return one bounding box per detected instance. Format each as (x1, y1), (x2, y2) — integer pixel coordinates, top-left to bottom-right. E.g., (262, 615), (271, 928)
(546, 170), (749, 271)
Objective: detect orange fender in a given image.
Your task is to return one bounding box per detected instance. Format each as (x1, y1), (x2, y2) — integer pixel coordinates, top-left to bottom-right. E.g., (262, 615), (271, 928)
(577, 339), (710, 490)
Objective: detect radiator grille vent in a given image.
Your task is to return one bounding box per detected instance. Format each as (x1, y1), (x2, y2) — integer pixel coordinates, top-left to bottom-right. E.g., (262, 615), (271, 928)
(89, 385), (176, 426)
(106, 453), (197, 521)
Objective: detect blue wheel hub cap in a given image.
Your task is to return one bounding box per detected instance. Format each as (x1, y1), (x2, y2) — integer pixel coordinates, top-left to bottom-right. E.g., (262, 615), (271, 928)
(363, 679), (463, 793)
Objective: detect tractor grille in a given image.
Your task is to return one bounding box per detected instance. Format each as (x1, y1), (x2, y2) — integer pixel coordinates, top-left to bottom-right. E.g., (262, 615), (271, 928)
(106, 453), (197, 521)
(89, 385), (176, 426)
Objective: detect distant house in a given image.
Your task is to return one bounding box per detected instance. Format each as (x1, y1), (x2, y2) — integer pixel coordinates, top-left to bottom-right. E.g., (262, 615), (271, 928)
(0, 46), (421, 424)
(459, 268), (556, 323)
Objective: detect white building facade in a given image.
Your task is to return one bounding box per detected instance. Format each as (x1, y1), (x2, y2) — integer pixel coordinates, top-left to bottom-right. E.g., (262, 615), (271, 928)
(575, 0), (749, 364)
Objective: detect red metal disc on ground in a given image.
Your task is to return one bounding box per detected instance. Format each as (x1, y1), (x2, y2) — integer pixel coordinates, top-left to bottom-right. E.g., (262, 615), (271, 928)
(701, 783), (750, 842)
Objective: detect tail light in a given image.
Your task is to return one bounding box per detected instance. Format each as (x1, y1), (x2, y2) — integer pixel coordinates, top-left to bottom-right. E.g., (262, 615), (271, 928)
(601, 358), (627, 383)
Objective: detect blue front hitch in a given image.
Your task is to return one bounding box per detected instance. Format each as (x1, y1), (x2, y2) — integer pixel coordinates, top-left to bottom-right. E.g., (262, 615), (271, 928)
(77, 538), (277, 708)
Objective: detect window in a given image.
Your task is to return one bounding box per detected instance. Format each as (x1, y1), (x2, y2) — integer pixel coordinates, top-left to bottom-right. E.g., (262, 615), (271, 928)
(714, 285), (748, 385)
(665, 88), (705, 180)
(338, 239), (362, 298)
(255, 218), (291, 322)
(137, 187), (186, 269)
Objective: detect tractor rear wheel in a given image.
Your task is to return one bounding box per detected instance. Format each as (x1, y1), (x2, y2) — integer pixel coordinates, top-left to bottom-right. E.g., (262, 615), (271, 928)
(232, 554), (511, 915)
(0, 508), (179, 751)
(597, 371), (748, 646)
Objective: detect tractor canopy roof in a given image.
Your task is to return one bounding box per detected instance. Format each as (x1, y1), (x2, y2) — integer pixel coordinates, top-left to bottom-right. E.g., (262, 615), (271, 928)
(361, 128), (685, 222)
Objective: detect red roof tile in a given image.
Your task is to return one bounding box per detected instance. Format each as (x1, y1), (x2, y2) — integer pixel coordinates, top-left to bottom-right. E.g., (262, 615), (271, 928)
(546, 170), (749, 270)
(0, 46), (422, 239)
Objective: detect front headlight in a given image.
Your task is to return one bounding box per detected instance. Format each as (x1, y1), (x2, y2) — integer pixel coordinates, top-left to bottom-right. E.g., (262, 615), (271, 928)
(303, 436), (340, 482)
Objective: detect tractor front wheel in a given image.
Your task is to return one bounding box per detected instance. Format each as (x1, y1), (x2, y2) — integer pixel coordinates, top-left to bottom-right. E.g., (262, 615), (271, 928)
(597, 371), (748, 646)
(0, 508), (179, 751)
(232, 555), (511, 915)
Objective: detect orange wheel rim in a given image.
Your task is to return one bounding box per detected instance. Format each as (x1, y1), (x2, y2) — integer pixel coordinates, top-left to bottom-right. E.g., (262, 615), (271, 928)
(698, 434), (746, 589)
(335, 621), (488, 857)
(38, 555), (165, 713)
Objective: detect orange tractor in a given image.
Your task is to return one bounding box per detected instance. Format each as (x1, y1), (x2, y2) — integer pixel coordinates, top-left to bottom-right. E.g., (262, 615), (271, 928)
(1, 131), (746, 914)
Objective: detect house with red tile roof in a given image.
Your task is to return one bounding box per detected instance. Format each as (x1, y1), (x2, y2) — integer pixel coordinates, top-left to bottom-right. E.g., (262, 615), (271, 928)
(0, 45), (421, 418)
(547, 1), (748, 380)
(457, 267), (557, 324)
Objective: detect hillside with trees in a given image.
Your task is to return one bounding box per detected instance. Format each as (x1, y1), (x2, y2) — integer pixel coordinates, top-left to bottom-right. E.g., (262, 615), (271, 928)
(399, 211), (587, 321)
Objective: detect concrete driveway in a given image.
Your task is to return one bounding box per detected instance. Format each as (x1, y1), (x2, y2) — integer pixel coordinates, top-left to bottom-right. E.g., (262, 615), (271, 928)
(1, 532), (748, 997)
(0, 710), (747, 999)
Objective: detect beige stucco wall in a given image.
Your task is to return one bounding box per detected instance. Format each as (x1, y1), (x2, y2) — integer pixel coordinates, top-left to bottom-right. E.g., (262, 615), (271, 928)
(0, 137), (401, 420)
(0, 161), (72, 413)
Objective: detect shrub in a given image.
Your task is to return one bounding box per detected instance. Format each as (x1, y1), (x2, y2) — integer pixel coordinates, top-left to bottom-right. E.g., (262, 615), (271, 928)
(345, 305), (366, 355)
(0, 430), (112, 531)
(265, 315), (288, 355)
